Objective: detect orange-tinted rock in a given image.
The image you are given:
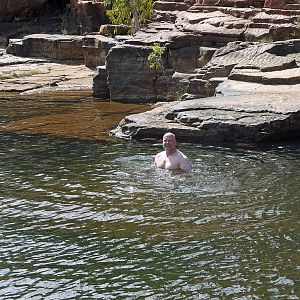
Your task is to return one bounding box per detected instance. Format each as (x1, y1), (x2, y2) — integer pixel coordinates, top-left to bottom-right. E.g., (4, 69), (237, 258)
(153, 0), (191, 11)
(264, 0), (286, 9)
(69, 0), (107, 33)
(99, 24), (129, 36)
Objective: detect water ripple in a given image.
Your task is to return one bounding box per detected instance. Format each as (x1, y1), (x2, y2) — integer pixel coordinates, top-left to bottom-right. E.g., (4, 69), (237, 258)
(0, 116), (299, 298)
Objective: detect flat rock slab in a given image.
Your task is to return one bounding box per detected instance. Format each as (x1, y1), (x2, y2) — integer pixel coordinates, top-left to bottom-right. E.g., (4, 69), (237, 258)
(0, 54), (94, 94)
(209, 41), (300, 70)
(113, 90), (300, 144)
(0, 53), (47, 67)
(176, 11), (248, 38)
(229, 67), (300, 84)
(217, 79), (300, 97)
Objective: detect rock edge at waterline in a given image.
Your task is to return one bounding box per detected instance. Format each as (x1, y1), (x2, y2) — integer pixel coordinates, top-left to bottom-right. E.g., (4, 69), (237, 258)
(111, 37), (300, 144)
(112, 88), (300, 144)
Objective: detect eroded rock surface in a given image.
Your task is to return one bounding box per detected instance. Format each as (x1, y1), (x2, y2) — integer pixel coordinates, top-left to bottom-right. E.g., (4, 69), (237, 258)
(103, 0), (300, 102)
(0, 53), (94, 94)
(1, 0), (300, 144)
(6, 34), (85, 61)
(113, 91), (300, 143)
(112, 39), (300, 143)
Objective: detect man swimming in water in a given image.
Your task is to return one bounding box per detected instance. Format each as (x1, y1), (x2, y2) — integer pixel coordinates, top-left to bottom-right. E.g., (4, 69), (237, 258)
(155, 132), (192, 172)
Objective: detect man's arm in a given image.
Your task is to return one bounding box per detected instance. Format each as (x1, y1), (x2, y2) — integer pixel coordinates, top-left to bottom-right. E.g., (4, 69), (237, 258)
(155, 152), (165, 169)
(179, 155), (192, 172)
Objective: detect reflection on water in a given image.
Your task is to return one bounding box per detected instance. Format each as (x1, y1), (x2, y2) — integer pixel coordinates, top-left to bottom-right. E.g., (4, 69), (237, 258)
(0, 93), (299, 299)
(0, 92), (150, 141)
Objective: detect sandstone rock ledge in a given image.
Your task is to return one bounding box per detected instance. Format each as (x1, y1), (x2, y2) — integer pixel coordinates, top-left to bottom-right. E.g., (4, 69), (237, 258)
(112, 84), (300, 144)
(0, 53), (94, 94)
(112, 38), (300, 144)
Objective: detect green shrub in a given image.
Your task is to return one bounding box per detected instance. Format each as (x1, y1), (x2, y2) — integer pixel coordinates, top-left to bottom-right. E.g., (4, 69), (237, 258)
(104, 0), (154, 34)
(147, 43), (165, 75)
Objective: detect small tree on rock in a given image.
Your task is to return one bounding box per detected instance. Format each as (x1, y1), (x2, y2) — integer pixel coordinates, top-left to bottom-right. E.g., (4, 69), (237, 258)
(104, 0), (154, 34)
(147, 43), (165, 76)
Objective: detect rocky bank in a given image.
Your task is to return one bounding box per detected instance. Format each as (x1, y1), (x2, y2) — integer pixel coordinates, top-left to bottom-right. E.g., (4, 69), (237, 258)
(0, 0), (300, 144)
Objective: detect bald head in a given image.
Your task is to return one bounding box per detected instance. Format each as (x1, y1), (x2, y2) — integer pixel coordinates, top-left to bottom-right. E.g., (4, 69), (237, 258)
(162, 132), (177, 154)
(163, 132), (176, 141)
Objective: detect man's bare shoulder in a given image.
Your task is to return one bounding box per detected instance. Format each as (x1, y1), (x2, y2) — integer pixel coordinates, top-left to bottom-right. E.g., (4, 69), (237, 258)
(176, 150), (192, 171)
(176, 150), (188, 158)
(155, 151), (165, 159)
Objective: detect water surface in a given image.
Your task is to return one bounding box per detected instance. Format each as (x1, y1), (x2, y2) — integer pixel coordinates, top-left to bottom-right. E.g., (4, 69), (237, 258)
(0, 93), (299, 299)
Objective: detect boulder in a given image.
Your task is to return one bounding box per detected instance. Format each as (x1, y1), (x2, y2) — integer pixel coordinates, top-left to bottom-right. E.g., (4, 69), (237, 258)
(106, 44), (157, 102)
(99, 24), (129, 36)
(93, 65), (109, 99)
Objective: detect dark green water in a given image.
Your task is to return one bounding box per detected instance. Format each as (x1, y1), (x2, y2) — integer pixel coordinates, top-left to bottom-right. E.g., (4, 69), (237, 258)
(0, 95), (299, 299)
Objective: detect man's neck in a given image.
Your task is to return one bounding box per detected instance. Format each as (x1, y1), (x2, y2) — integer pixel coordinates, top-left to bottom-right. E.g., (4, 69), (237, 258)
(166, 148), (177, 156)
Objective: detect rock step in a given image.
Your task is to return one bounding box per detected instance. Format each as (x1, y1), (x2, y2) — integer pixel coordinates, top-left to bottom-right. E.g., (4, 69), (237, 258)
(190, 5), (300, 17)
(195, 0), (265, 8)
(186, 41), (300, 98)
(284, 4), (300, 10)
(196, 0), (300, 11)
(187, 78), (215, 96)
(153, 1), (191, 11)
(228, 67), (300, 84)
(6, 34), (118, 69)
(253, 12), (298, 24)
(286, 0), (300, 3)
(248, 22), (272, 29)
(154, 10), (178, 22)
(82, 35), (116, 68)
(188, 5), (261, 18)
(262, 8), (300, 16)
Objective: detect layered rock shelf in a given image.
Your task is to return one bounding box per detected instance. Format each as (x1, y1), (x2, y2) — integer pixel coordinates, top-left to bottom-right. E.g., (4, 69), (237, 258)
(112, 39), (300, 144)
(112, 91), (300, 143)
(1, 0), (300, 144)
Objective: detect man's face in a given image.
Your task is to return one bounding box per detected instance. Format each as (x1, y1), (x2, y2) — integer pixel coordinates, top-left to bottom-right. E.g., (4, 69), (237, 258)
(163, 134), (176, 151)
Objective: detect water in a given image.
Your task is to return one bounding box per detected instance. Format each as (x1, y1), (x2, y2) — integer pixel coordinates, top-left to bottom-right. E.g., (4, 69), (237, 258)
(0, 93), (299, 299)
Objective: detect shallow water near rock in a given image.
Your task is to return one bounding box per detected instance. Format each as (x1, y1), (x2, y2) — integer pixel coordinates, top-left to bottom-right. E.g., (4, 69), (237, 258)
(0, 93), (299, 299)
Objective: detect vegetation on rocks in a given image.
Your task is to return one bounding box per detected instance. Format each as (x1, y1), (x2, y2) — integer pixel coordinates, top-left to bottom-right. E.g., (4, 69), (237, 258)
(259, 35), (274, 43)
(104, 0), (154, 34)
(0, 70), (42, 81)
(147, 43), (165, 75)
